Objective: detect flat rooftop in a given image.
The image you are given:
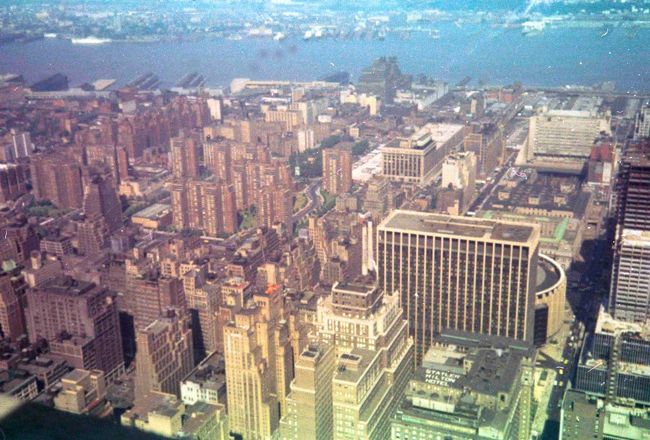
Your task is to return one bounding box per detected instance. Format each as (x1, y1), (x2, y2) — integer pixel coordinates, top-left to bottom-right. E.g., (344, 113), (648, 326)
(484, 173), (590, 218)
(182, 352), (225, 391)
(379, 210), (539, 245)
(132, 203), (171, 220)
(333, 348), (378, 384)
(38, 276), (97, 296)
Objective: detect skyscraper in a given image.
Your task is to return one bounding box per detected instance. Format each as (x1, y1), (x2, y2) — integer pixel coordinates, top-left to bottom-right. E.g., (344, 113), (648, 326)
(377, 210), (540, 362)
(134, 308), (193, 399)
(279, 343), (335, 440)
(77, 216), (110, 256)
(170, 179), (238, 236)
(0, 271), (26, 341)
(613, 140), (650, 234)
(0, 164), (28, 203)
(609, 140), (650, 322)
(315, 280), (414, 440)
(609, 229), (650, 322)
(440, 151), (477, 214)
(30, 153), (84, 209)
(170, 135), (200, 179)
(25, 276), (124, 381)
(634, 103), (650, 140)
(204, 140), (232, 182)
(182, 262), (221, 358)
(223, 309), (280, 440)
(463, 122), (505, 180)
(256, 186), (293, 232)
(322, 145), (352, 195)
(83, 174), (123, 233)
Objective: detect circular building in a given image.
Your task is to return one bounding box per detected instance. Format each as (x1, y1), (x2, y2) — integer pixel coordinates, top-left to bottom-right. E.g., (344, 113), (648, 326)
(534, 254), (567, 346)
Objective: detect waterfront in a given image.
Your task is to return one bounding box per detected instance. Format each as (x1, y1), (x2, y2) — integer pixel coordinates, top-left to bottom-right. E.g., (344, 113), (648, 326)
(1, 22), (649, 91)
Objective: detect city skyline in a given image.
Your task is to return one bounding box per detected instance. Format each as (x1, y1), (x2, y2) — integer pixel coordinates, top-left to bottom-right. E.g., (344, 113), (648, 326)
(1, 1), (650, 440)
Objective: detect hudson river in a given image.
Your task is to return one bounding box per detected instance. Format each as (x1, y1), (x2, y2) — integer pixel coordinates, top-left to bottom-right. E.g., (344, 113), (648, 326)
(1, 22), (648, 92)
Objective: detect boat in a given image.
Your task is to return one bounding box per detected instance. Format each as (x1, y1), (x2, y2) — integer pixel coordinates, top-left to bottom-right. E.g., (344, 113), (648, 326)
(522, 21), (545, 36)
(303, 30), (313, 40)
(71, 36), (111, 45)
(273, 32), (286, 41)
(44, 33), (57, 39)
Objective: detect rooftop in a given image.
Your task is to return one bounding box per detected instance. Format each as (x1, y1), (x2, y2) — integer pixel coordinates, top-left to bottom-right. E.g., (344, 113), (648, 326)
(379, 210), (539, 245)
(37, 276), (98, 297)
(132, 203), (171, 220)
(182, 352), (225, 391)
(484, 173), (590, 218)
(333, 348), (378, 384)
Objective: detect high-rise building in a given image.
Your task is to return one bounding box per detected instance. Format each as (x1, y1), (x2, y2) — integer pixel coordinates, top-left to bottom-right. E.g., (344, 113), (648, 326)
(223, 309), (280, 440)
(134, 308), (193, 399)
(0, 164), (28, 203)
(256, 186), (293, 232)
(25, 276), (124, 381)
(315, 279), (414, 440)
(382, 123), (465, 185)
(171, 179), (237, 236)
(608, 229), (650, 323)
(82, 174), (123, 234)
(609, 140), (650, 322)
(9, 129), (33, 160)
(0, 271), (26, 341)
(116, 146), (130, 182)
(575, 310), (650, 406)
(223, 285), (294, 439)
(634, 103), (650, 140)
(440, 151), (476, 214)
(170, 135), (200, 179)
(322, 145), (352, 195)
(182, 262), (221, 358)
(391, 332), (536, 440)
(204, 140), (232, 182)
(30, 153), (84, 209)
(279, 343), (335, 440)
(613, 140), (650, 234)
(77, 217), (109, 256)
(124, 262), (186, 331)
(524, 108), (611, 164)
(463, 122), (505, 180)
(377, 210), (540, 362)
(356, 57), (411, 104)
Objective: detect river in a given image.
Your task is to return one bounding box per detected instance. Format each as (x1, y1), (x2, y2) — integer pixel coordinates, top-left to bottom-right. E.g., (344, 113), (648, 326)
(1, 22), (648, 92)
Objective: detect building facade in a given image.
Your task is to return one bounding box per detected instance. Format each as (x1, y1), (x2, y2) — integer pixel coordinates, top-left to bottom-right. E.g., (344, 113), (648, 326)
(377, 210), (540, 362)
